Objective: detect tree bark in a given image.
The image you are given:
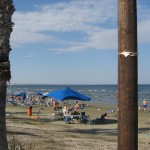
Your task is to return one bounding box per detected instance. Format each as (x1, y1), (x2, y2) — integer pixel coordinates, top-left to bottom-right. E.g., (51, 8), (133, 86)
(118, 0), (138, 150)
(0, 83), (8, 150)
(0, 0), (15, 149)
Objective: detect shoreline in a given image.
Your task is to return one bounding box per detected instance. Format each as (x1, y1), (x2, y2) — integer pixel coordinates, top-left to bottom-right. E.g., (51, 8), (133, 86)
(7, 84), (150, 106)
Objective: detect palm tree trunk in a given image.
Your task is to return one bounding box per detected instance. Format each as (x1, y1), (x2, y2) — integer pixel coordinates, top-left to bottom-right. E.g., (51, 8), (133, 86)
(0, 0), (15, 149)
(0, 83), (8, 149)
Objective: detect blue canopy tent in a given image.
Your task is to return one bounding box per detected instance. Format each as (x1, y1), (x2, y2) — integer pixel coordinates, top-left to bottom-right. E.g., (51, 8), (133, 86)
(44, 87), (91, 101)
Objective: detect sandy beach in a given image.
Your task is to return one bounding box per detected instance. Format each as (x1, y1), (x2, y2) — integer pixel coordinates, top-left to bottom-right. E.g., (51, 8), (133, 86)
(6, 102), (150, 150)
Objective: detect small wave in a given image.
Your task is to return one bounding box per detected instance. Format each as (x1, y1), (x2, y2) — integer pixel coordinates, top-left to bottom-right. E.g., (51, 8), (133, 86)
(88, 90), (93, 92)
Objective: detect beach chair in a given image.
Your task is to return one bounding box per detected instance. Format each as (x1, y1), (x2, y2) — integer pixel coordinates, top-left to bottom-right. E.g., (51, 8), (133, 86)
(51, 110), (64, 120)
(80, 112), (89, 124)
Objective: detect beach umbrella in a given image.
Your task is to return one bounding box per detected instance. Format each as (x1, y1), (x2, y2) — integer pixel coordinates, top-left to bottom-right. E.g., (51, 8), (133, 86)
(44, 87), (91, 101)
(15, 91), (26, 101)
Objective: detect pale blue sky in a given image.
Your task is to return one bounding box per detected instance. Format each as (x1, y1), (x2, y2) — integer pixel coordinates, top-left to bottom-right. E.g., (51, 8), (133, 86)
(10, 0), (150, 84)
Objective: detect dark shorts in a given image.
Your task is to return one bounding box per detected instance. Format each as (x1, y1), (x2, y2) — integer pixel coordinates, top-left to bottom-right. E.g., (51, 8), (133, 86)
(143, 105), (147, 108)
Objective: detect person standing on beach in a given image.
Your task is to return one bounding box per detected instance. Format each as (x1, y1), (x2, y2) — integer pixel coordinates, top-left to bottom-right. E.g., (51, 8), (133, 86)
(142, 99), (148, 112)
(53, 100), (57, 111)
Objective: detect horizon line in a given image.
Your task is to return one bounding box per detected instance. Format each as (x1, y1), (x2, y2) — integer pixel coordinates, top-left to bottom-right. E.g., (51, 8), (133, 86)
(8, 83), (150, 85)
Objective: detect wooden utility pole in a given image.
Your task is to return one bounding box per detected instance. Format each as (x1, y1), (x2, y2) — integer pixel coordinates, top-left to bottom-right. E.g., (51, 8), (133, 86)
(118, 0), (138, 150)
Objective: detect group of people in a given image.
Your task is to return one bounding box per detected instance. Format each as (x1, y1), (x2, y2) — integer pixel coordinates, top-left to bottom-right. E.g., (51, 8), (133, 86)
(62, 101), (86, 115)
(138, 99), (149, 112)
(52, 100), (85, 111)
(61, 102), (89, 124)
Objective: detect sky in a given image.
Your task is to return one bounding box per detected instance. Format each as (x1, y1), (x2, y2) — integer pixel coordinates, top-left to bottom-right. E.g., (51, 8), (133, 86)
(9, 0), (150, 85)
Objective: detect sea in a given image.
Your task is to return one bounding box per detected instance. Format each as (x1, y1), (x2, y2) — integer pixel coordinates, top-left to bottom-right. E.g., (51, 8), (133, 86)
(6, 84), (150, 106)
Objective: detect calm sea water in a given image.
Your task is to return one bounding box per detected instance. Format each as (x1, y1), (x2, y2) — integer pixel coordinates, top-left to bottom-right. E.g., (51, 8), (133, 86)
(6, 84), (150, 105)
